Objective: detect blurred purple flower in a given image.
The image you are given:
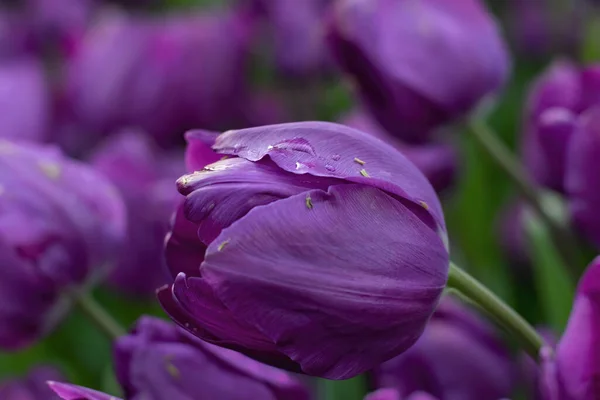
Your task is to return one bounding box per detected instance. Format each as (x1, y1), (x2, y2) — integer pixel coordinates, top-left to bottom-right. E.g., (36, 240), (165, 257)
(372, 297), (514, 400)
(90, 130), (184, 296)
(0, 140), (125, 350)
(0, 366), (64, 399)
(539, 256), (600, 399)
(24, 0), (96, 56)
(253, 0), (333, 76)
(158, 122), (449, 380)
(114, 316), (310, 399)
(497, 200), (530, 271)
(327, 0), (509, 143)
(522, 60), (580, 193)
(506, 0), (582, 58)
(64, 8), (250, 146)
(0, 7), (34, 58)
(566, 107), (600, 249)
(49, 382), (120, 400)
(0, 57), (49, 142)
(519, 328), (556, 400)
(340, 109), (457, 192)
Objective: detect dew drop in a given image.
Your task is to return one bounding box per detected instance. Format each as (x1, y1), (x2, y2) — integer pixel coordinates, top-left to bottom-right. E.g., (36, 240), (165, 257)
(331, 154), (341, 161)
(325, 164), (336, 172)
(270, 138), (316, 155)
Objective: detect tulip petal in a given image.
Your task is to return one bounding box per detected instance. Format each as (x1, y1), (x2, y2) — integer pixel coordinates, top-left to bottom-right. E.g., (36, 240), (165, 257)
(184, 130), (221, 172)
(213, 121), (444, 232)
(48, 382), (121, 400)
(195, 184), (448, 379)
(165, 203), (207, 279)
(555, 256), (600, 399)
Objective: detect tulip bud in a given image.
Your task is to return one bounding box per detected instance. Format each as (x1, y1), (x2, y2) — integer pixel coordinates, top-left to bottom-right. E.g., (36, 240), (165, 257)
(0, 140), (125, 349)
(566, 107), (600, 249)
(158, 121), (449, 379)
(372, 297), (514, 400)
(340, 109), (457, 192)
(65, 8), (250, 146)
(90, 131), (184, 296)
(114, 316), (310, 399)
(0, 57), (49, 142)
(327, 0), (509, 143)
(252, 0), (333, 76)
(0, 366), (64, 399)
(539, 256), (600, 399)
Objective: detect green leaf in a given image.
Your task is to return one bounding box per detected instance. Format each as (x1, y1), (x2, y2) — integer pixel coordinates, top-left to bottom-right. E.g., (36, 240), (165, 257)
(524, 196), (575, 331)
(318, 376), (367, 400)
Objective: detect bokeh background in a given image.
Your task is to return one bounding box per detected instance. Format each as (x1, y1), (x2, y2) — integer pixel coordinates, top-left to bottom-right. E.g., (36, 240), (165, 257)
(0, 0), (597, 398)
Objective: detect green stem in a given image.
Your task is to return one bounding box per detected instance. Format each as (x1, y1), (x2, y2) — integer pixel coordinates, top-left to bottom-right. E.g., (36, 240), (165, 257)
(448, 263), (544, 360)
(70, 289), (126, 340)
(467, 117), (584, 273)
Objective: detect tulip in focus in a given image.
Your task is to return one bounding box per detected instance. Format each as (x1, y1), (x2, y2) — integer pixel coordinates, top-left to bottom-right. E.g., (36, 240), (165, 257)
(341, 109), (457, 192)
(90, 131), (184, 296)
(372, 297), (514, 400)
(114, 316), (310, 399)
(539, 256), (600, 399)
(158, 121), (449, 379)
(0, 140), (125, 350)
(0, 366), (64, 399)
(327, 0), (510, 143)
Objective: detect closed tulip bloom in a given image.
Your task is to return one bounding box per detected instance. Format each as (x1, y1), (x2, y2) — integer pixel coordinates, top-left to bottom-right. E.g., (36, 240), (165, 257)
(0, 366), (64, 399)
(253, 0), (332, 76)
(522, 60), (580, 193)
(114, 316), (310, 400)
(90, 131), (184, 296)
(341, 109), (456, 192)
(158, 121), (449, 380)
(566, 107), (600, 249)
(539, 257), (600, 399)
(327, 0), (509, 143)
(372, 298), (514, 400)
(65, 8), (249, 145)
(0, 140), (125, 350)
(0, 57), (49, 142)
(48, 382), (120, 400)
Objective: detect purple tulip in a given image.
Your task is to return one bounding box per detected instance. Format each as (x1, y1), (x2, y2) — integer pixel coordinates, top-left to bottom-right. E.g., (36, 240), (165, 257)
(0, 8), (34, 58)
(506, 0), (581, 58)
(0, 140), (125, 350)
(157, 121), (449, 380)
(566, 107), (600, 249)
(0, 366), (64, 399)
(64, 8), (250, 146)
(340, 109), (457, 192)
(522, 60), (580, 193)
(497, 200), (530, 271)
(90, 131), (184, 296)
(539, 256), (600, 399)
(252, 0), (333, 76)
(372, 297), (514, 400)
(327, 0), (509, 143)
(0, 57), (50, 142)
(24, 0), (96, 56)
(114, 316), (310, 399)
(48, 382), (121, 400)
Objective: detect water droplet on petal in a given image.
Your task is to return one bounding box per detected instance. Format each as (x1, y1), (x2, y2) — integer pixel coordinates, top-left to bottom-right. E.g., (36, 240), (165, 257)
(270, 138), (316, 155)
(325, 164), (336, 172)
(331, 154), (341, 161)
